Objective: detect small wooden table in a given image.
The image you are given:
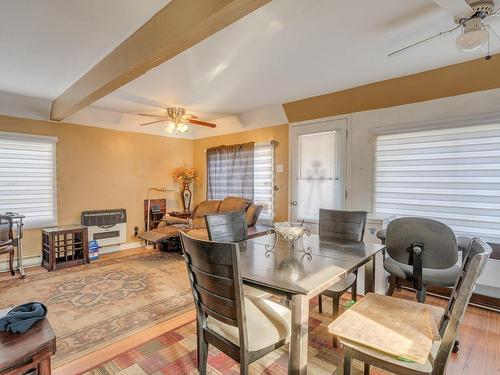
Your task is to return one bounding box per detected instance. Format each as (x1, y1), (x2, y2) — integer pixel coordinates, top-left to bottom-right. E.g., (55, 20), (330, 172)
(42, 225), (89, 271)
(241, 234), (385, 375)
(0, 318), (56, 375)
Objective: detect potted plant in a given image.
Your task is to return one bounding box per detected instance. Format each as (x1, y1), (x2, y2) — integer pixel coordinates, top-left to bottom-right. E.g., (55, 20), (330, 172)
(171, 167), (199, 212)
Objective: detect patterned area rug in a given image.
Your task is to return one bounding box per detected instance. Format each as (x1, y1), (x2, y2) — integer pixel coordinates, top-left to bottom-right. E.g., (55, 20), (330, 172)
(83, 299), (387, 375)
(0, 251), (193, 367)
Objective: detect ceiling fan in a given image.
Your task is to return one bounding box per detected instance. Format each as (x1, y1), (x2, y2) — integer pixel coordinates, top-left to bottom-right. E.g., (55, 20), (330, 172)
(138, 107), (216, 134)
(389, 0), (500, 57)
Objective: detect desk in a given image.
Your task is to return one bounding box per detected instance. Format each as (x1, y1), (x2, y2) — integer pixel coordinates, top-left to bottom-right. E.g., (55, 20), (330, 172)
(241, 234), (384, 374)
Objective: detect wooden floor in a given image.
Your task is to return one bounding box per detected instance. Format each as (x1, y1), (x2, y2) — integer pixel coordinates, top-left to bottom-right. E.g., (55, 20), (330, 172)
(1, 248), (499, 375)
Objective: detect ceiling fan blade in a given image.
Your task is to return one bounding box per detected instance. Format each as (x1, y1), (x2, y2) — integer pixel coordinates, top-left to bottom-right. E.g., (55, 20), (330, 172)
(138, 113), (170, 119)
(187, 119), (217, 128)
(140, 120), (164, 126)
(388, 25), (461, 57)
(432, 0), (475, 18)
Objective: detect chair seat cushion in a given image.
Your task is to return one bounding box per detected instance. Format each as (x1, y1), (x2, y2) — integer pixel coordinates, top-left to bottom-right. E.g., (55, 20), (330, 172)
(322, 272), (356, 296)
(243, 285), (272, 299)
(384, 256), (460, 287)
(206, 297), (290, 352)
(340, 336), (440, 374)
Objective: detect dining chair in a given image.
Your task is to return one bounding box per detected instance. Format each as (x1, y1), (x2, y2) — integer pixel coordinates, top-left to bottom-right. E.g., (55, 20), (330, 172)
(205, 211), (272, 299)
(179, 232), (291, 375)
(0, 215), (15, 276)
(382, 217), (460, 303)
(205, 211), (248, 243)
(317, 209), (367, 347)
(335, 237), (491, 375)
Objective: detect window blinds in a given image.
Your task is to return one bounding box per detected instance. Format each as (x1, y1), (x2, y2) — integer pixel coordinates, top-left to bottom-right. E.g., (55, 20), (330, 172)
(374, 123), (500, 243)
(0, 132), (57, 228)
(254, 142), (274, 223)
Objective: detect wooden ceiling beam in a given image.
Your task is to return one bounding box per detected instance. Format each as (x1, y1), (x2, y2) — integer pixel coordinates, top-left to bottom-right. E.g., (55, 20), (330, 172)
(50, 0), (270, 121)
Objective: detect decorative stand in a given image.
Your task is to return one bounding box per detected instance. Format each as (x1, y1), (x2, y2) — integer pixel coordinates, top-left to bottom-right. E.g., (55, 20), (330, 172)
(42, 225), (89, 271)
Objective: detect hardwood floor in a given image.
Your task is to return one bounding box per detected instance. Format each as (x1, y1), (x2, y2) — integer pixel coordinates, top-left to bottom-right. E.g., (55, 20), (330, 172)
(1, 249), (498, 374)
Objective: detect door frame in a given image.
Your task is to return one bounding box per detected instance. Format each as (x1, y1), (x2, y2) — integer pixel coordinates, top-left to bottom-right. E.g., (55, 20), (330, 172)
(288, 114), (351, 222)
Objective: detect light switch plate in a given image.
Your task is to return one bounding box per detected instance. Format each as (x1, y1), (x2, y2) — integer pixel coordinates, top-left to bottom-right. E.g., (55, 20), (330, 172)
(276, 164), (284, 173)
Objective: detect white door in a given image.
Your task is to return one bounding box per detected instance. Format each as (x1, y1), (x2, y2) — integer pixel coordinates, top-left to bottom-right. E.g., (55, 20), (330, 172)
(290, 118), (347, 223)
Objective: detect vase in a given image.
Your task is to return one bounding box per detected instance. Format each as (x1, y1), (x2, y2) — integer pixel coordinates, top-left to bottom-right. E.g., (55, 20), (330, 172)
(181, 182), (192, 212)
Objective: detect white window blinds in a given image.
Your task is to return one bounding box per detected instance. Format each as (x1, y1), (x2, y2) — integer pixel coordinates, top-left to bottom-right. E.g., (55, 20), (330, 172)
(0, 132), (57, 228)
(374, 123), (500, 243)
(254, 142), (274, 223)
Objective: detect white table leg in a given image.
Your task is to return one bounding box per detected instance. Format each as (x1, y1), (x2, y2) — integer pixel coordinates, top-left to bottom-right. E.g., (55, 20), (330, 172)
(289, 294), (309, 375)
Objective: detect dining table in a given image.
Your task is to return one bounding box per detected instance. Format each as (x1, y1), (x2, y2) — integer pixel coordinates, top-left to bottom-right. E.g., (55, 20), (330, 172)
(240, 233), (385, 375)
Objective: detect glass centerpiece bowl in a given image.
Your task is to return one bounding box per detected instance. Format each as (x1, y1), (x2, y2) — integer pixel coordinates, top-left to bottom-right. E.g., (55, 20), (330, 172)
(273, 222), (307, 240)
(266, 221), (312, 254)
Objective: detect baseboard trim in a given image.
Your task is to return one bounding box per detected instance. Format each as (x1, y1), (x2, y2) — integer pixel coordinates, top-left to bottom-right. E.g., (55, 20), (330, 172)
(0, 242), (143, 272)
(0, 255), (41, 272)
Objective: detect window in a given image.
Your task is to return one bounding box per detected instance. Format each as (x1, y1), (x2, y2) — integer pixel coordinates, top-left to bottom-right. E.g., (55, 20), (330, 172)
(374, 123), (500, 243)
(253, 142), (274, 222)
(207, 142), (274, 223)
(0, 132), (57, 228)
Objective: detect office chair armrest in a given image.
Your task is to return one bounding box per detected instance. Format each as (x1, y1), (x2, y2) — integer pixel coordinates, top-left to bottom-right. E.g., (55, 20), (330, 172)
(376, 229), (386, 245)
(411, 242), (424, 292)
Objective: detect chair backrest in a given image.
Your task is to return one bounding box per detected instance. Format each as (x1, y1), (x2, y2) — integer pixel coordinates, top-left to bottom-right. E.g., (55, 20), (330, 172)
(179, 231), (248, 348)
(433, 237), (491, 374)
(205, 211), (248, 243)
(319, 209), (368, 242)
(386, 217), (458, 269)
(0, 215), (13, 245)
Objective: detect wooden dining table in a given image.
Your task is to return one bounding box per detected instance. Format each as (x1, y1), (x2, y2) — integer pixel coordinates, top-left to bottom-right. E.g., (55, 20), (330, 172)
(240, 234), (385, 375)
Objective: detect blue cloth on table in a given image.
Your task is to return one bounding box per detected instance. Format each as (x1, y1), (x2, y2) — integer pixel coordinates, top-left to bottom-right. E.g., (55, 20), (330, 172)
(0, 302), (47, 334)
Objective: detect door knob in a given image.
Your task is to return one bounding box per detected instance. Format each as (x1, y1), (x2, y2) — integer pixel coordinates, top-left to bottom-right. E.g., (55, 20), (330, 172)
(291, 201), (297, 206)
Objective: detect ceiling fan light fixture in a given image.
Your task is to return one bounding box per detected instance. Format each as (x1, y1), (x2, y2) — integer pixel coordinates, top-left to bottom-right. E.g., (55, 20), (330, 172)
(177, 123), (189, 134)
(456, 28), (489, 51)
(165, 121), (175, 134)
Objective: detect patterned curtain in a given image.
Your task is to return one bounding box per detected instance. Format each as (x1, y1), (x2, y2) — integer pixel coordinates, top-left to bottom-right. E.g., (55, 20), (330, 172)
(207, 142), (255, 200)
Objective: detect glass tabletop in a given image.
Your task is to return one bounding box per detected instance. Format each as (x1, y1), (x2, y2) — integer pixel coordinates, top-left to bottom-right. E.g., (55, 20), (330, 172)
(240, 234), (384, 296)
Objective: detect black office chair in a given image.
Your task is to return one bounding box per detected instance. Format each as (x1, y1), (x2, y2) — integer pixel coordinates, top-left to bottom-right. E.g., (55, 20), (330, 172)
(381, 217), (461, 303)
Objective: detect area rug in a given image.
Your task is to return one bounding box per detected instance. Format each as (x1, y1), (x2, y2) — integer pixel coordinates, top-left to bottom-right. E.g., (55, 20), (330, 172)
(82, 299), (388, 375)
(0, 251), (193, 367)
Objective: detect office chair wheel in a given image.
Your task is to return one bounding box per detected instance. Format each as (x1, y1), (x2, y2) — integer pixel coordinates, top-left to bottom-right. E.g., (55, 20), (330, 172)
(452, 340), (459, 353)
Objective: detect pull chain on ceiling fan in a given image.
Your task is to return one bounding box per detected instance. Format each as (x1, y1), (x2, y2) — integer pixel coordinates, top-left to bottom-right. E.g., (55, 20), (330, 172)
(138, 107), (216, 134)
(389, 0), (500, 57)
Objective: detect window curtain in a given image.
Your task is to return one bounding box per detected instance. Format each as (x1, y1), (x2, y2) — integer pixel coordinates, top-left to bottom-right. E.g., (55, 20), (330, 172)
(207, 142), (255, 200)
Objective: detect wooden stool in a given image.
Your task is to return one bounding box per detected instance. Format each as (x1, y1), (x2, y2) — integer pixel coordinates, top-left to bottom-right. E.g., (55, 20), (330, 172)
(0, 319), (56, 375)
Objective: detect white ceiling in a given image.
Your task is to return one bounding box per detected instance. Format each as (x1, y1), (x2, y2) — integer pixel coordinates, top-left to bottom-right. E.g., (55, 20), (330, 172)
(0, 0), (170, 98)
(1, 0), (499, 138)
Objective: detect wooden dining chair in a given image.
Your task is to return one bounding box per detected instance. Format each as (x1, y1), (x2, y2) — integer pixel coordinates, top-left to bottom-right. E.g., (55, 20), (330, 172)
(179, 232), (291, 375)
(0, 215), (15, 276)
(205, 211), (248, 243)
(317, 209), (367, 347)
(333, 237), (491, 375)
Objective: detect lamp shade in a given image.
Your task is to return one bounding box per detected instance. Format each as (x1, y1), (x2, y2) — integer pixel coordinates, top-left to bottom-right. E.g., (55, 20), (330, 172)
(456, 29), (489, 51)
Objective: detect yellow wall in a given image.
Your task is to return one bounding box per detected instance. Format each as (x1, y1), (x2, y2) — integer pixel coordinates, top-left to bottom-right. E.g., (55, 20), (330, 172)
(283, 53), (500, 123)
(193, 124), (289, 222)
(0, 115), (193, 257)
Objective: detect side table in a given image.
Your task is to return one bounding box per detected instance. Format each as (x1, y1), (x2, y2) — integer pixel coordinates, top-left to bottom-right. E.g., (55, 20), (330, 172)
(0, 318), (56, 375)
(42, 225), (89, 271)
